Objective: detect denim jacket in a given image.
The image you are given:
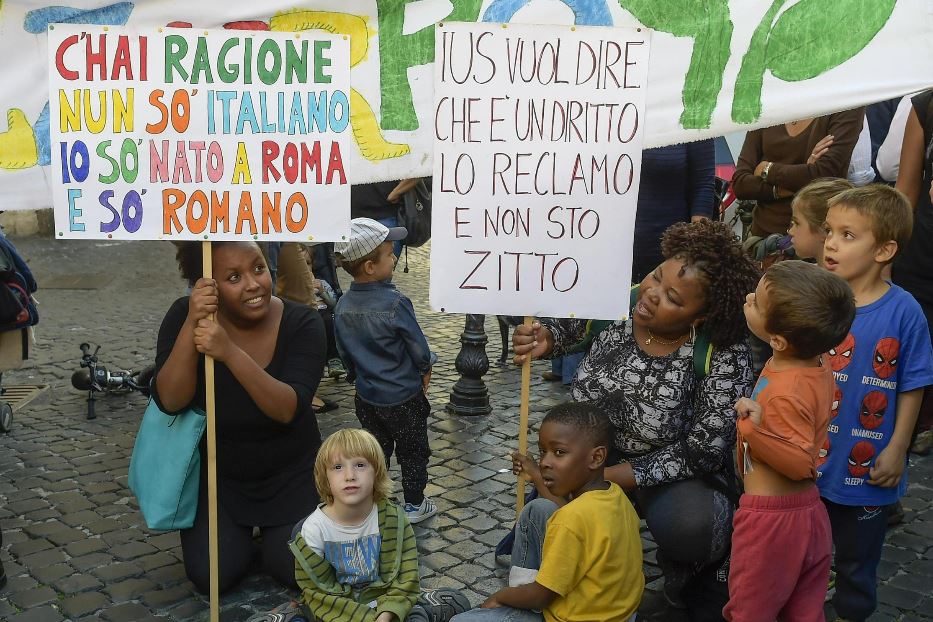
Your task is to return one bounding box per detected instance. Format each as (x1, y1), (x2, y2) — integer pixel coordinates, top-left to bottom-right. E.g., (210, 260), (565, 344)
(334, 280), (433, 406)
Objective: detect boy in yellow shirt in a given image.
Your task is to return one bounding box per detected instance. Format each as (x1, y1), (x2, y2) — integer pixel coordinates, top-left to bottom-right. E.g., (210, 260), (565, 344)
(451, 402), (644, 622)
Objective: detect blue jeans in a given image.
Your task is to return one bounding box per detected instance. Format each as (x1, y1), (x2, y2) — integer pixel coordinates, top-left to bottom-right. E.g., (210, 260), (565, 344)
(450, 499), (557, 622)
(550, 352), (584, 385)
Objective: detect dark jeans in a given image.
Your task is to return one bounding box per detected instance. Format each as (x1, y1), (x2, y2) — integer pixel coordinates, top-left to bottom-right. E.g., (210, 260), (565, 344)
(633, 477), (734, 621)
(823, 500), (890, 621)
(318, 307), (339, 361)
(355, 392), (431, 505)
(180, 485), (300, 594)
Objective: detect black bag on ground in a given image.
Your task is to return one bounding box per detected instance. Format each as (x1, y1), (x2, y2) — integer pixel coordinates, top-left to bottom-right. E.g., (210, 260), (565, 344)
(397, 179), (432, 248)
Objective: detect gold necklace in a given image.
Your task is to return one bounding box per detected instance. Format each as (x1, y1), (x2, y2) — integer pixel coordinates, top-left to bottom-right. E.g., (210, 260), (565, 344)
(645, 327), (687, 346)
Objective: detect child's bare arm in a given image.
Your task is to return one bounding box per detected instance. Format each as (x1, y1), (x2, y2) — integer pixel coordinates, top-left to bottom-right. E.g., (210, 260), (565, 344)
(482, 581), (556, 611)
(869, 388), (922, 487)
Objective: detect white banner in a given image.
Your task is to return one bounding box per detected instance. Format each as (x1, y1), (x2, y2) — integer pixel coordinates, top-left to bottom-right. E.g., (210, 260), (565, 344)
(2, 0), (932, 211)
(429, 21), (649, 320)
(48, 25), (351, 241)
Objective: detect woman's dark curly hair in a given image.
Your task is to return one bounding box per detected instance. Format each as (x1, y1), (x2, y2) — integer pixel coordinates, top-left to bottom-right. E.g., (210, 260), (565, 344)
(660, 220), (760, 348)
(173, 241), (268, 286)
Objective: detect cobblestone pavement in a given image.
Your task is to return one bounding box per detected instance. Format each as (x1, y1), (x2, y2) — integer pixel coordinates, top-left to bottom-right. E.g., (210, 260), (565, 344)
(0, 238), (930, 622)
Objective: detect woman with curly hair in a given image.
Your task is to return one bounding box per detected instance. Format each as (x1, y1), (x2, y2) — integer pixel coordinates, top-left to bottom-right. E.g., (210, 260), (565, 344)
(512, 219), (759, 616)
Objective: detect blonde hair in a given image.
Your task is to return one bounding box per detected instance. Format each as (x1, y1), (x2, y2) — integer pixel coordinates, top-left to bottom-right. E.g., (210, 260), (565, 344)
(314, 429), (392, 505)
(792, 178), (854, 231)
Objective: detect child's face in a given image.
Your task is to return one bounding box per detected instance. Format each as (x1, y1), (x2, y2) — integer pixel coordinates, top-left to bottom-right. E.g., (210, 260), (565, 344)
(788, 203), (824, 260)
(743, 276), (771, 343)
(366, 242), (397, 281)
(325, 453), (376, 509)
(537, 421), (599, 498)
(823, 205), (883, 282)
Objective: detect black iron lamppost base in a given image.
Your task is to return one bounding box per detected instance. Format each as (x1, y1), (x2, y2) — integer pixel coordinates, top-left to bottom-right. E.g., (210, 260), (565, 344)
(446, 314), (492, 416)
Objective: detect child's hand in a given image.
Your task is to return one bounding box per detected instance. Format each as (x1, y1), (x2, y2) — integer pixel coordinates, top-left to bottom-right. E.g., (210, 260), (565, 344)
(511, 451), (540, 483)
(375, 612), (396, 622)
(422, 368), (432, 394)
(735, 398), (763, 426)
(481, 596), (502, 609)
(868, 444), (907, 487)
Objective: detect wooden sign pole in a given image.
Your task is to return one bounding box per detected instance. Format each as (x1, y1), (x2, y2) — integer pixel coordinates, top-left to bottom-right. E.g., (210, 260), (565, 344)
(202, 242), (220, 622)
(516, 316), (533, 517)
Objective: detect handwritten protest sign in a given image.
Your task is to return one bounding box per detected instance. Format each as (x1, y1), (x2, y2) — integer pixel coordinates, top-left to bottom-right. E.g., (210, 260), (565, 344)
(429, 22), (650, 321)
(47, 25), (351, 241)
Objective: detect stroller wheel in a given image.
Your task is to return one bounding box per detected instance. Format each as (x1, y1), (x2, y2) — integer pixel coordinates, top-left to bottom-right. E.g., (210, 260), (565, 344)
(0, 402), (12, 433)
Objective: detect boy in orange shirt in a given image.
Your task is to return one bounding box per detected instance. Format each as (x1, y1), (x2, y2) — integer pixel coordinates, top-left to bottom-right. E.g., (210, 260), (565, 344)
(724, 261), (855, 621)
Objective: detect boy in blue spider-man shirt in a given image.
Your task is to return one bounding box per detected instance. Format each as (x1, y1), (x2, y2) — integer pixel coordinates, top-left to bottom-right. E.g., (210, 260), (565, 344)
(817, 185), (933, 621)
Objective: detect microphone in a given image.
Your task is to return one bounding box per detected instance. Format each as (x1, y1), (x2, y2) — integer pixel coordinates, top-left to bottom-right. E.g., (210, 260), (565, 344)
(71, 369), (93, 391)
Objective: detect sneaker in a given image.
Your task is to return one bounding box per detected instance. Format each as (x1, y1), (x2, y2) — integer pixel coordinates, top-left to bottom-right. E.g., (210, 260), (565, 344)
(407, 588), (471, 622)
(825, 569), (836, 603)
(404, 497), (438, 524)
(327, 357), (346, 379)
(245, 600), (310, 622)
(887, 501), (905, 526)
(911, 429), (933, 456)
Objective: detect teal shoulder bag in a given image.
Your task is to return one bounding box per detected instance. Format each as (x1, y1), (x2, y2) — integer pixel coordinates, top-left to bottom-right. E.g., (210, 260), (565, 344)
(128, 398), (206, 531)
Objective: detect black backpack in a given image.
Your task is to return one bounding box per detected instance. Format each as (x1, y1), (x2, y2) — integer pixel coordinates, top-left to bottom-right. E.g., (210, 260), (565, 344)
(396, 179), (432, 248)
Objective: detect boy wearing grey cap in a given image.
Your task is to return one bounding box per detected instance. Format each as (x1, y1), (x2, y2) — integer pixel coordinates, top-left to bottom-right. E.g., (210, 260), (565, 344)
(333, 218), (438, 523)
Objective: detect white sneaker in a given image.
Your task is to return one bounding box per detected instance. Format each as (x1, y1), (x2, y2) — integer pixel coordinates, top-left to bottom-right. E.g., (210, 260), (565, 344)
(404, 497), (437, 524)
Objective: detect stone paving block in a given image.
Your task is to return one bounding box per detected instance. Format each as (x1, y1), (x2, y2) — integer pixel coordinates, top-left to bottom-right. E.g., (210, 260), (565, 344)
(45, 527), (89, 546)
(53, 573), (103, 595)
(31, 562), (74, 584)
(105, 577), (158, 601)
(64, 537), (108, 557)
(147, 563), (189, 585)
(4, 574), (40, 593)
(110, 541), (158, 561)
(8, 586), (58, 609)
(100, 602), (155, 622)
(141, 584), (195, 609)
(8, 605), (65, 622)
(59, 591), (110, 618)
(888, 533), (930, 553)
(22, 520), (68, 539)
(69, 551), (113, 571)
(18, 547), (67, 569)
(8, 537), (53, 558)
(422, 551), (461, 571)
(877, 583), (924, 610)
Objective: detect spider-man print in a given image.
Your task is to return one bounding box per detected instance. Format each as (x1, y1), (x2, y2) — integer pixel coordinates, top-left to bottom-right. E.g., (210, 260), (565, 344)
(817, 436), (830, 468)
(847, 441), (875, 478)
(829, 333), (855, 372)
(859, 391), (887, 430)
(831, 385), (842, 419)
(872, 338), (899, 379)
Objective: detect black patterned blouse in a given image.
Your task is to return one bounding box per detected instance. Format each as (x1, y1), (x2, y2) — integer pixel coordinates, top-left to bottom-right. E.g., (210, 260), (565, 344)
(544, 318), (754, 488)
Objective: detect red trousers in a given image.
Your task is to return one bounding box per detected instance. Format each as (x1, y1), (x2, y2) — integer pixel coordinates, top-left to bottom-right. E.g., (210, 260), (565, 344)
(723, 486), (831, 622)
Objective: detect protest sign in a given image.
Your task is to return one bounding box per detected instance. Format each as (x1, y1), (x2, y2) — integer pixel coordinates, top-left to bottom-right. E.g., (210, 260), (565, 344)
(47, 25), (351, 241)
(429, 21), (650, 321)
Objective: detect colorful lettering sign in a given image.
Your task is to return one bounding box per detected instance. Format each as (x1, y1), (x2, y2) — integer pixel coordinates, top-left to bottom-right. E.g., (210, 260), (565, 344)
(429, 22), (650, 320)
(48, 25), (351, 240)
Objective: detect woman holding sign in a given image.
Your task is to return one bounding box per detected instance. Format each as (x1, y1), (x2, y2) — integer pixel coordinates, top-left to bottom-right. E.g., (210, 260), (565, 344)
(513, 219), (759, 614)
(152, 241), (326, 593)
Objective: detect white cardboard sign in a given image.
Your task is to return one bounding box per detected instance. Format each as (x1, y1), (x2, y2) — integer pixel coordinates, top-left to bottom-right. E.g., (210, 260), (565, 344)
(429, 21), (650, 321)
(48, 25), (351, 241)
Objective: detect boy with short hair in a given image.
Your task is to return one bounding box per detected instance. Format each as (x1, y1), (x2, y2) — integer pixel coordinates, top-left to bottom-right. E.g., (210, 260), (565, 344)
(451, 402), (644, 622)
(819, 185), (933, 621)
(291, 428), (468, 622)
(725, 260), (856, 621)
(334, 218), (438, 524)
